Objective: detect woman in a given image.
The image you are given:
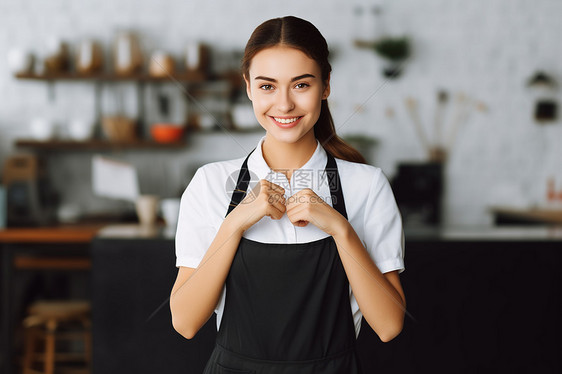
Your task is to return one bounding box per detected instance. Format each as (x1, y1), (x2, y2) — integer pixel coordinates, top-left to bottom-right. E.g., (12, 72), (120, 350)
(170, 16), (406, 374)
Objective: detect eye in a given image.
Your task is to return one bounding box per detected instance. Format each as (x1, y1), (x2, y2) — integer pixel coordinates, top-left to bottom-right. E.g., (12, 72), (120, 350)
(259, 84), (274, 91)
(295, 82), (310, 89)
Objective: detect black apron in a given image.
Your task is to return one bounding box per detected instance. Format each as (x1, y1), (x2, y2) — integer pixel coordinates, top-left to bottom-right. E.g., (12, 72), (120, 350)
(203, 149), (361, 374)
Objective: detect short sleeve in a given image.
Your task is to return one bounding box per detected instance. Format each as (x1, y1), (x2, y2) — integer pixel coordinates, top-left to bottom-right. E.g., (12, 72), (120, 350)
(363, 169), (405, 274)
(175, 167), (216, 268)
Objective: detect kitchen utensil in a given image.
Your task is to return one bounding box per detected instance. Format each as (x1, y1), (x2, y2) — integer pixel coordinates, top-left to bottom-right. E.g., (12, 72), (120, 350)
(76, 40), (103, 74)
(57, 204), (82, 223)
(150, 123), (184, 143)
(433, 90), (448, 148)
(136, 195), (159, 226)
(185, 42), (208, 72)
(29, 118), (57, 140)
(101, 116), (137, 142)
(404, 97), (430, 153)
(149, 51), (175, 77)
(445, 93), (471, 151)
(68, 118), (95, 141)
(43, 37), (70, 73)
(113, 31), (143, 75)
(197, 113), (217, 130)
(8, 49), (35, 75)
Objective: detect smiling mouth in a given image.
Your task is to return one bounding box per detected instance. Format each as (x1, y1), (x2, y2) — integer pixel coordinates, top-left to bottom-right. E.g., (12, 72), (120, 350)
(272, 116), (302, 124)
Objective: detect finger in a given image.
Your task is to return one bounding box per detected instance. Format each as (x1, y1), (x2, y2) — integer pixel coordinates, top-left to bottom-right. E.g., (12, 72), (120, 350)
(268, 193), (286, 205)
(266, 193), (286, 215)
(287, 210), (309, 227)
(285, 194), (304, 209)
(286, 204), (308, 223)
(272, 199), (287, 214)
(266, 196), (285, 213)
(287, 194), (314, 211)
(267, 203), (286, 220)
(264, 180), (285, 194)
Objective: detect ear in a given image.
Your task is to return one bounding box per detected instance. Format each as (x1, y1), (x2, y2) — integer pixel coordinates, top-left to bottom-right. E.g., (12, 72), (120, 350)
(322, 73), (331, 100)
(244, 74), (253, 101)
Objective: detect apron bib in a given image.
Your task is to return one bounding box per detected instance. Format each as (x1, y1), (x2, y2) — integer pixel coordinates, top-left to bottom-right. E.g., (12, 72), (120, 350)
(203, 149), (361, 374)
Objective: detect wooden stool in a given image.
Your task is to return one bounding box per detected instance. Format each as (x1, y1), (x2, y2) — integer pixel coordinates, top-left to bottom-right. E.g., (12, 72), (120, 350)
(21, 300), (91, 374)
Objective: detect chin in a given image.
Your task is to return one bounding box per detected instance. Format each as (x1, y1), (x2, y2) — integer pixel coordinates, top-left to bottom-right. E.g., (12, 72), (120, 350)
(266, 128), (312, 145)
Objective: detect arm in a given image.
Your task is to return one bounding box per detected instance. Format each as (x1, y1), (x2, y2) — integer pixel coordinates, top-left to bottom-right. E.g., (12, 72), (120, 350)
(333, 224), (405, 342)
(285, 174), (406, 342)
(170, 220), (244, 339)
(170, 179), (286, 339)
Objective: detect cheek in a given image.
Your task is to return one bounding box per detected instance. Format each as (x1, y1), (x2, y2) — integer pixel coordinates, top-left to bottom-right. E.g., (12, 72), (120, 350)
(250, 93), (272, 113)
(301, 92), (323, 113)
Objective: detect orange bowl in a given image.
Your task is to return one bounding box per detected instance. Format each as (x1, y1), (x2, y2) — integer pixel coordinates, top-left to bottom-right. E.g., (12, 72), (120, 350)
(150, 123), (184, 143)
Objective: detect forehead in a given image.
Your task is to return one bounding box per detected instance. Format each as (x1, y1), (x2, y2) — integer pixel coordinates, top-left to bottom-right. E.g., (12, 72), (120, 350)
(249, 46), (321, 79)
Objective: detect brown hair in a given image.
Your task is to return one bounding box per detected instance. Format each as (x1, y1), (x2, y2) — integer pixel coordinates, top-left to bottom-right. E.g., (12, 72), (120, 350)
(241, 16), (367, 164)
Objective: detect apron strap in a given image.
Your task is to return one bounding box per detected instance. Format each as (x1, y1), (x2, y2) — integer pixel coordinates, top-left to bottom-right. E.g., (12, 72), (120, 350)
(225, 148), (348, 221)
(225, 148), (255, 217)
(325, 152), (348, 220)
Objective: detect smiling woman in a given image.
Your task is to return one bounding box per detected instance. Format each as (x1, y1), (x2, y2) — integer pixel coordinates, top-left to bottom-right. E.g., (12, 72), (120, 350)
(244, 46), (328, 152)
(170, 16), (406, 374)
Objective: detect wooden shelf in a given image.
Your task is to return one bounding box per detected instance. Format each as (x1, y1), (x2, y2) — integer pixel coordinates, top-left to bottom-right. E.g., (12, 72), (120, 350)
(15, 139), (188, 151)
(14, 71), (207, 83)
(14, 127), (263, 151)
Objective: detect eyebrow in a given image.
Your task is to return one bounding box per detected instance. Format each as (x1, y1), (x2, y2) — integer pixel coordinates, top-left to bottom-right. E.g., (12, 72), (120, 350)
(254, 74), (316, 83)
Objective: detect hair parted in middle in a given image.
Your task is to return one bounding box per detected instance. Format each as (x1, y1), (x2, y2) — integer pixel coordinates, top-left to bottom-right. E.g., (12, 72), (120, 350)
(242, 16), (367, 164)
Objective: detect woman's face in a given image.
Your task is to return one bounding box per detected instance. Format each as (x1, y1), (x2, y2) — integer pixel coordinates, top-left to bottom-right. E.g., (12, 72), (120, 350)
(245, 46), (330, 145)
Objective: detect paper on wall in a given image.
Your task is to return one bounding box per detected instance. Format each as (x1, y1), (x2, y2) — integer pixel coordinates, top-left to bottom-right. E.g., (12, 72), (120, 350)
(92, 155), (139, 202)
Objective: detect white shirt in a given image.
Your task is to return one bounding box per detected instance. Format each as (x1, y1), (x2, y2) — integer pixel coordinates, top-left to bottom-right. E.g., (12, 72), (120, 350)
(175, 135), (405, 338)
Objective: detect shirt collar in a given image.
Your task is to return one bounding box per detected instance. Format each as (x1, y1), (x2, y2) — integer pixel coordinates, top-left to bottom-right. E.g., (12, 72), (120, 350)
(247, 135), (328, 182)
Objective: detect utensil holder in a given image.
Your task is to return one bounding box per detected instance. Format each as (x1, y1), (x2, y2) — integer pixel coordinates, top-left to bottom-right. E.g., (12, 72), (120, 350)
(101, 116), (137, 142)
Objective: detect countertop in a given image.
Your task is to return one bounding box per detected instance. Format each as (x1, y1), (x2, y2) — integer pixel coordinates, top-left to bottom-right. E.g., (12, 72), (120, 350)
(3, 223), (562, 243)
(95, 223), (562, 242)
(0, 224), (106, 243)
(490, 206), (562, 224)
(404, 224), (562, 242)
(96, 224), (176, 240)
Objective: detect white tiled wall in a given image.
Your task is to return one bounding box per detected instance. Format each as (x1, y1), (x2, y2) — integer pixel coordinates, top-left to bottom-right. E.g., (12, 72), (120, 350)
(1, 0), (561, 224)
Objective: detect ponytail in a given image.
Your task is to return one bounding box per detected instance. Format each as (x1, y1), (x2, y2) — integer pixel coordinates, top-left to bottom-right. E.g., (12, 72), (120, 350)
(315, 101), (367, 164)
(243, 16), (367, 165)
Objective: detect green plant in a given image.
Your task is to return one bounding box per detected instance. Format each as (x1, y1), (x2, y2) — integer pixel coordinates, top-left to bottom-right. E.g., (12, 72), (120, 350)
(374, 37), (410, 61)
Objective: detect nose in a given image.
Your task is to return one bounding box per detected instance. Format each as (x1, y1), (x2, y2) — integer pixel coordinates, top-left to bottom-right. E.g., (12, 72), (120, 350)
(276, 89), (295, 113)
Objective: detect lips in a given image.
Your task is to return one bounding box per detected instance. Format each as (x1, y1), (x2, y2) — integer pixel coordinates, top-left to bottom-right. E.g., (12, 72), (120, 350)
(270, 116), (302, 128)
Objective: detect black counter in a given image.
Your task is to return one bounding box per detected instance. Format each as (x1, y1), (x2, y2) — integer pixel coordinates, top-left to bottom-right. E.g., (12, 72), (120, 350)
(92, 225), (562, 373)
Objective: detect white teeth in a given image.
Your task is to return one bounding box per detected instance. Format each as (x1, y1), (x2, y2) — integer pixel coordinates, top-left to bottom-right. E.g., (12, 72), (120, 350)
(274, 117), (299, 124)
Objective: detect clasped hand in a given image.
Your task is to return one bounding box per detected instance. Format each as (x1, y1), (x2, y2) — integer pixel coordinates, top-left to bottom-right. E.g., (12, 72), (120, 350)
(233, 179), (348, 237)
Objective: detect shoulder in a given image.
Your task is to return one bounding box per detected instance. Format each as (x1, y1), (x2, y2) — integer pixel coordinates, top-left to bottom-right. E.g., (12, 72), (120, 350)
(186, 156), (247, 189)
(178, 155), (248, 224)
(333, 158), (397, 216)
(334, 158), (386, 189)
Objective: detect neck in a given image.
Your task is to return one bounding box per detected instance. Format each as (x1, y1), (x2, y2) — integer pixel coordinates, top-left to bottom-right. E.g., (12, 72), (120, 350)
(262, 132), (317, 180)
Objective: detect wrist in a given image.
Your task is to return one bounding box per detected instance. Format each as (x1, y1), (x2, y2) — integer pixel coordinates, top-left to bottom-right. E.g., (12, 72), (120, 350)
(222, 215), (246, 237)
(332, 218), (353, 240)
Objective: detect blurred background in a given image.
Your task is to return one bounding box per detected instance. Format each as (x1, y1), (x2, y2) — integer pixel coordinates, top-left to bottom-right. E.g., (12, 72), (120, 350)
(1, 1), (561, 373)
(1, 0), (560, 226)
